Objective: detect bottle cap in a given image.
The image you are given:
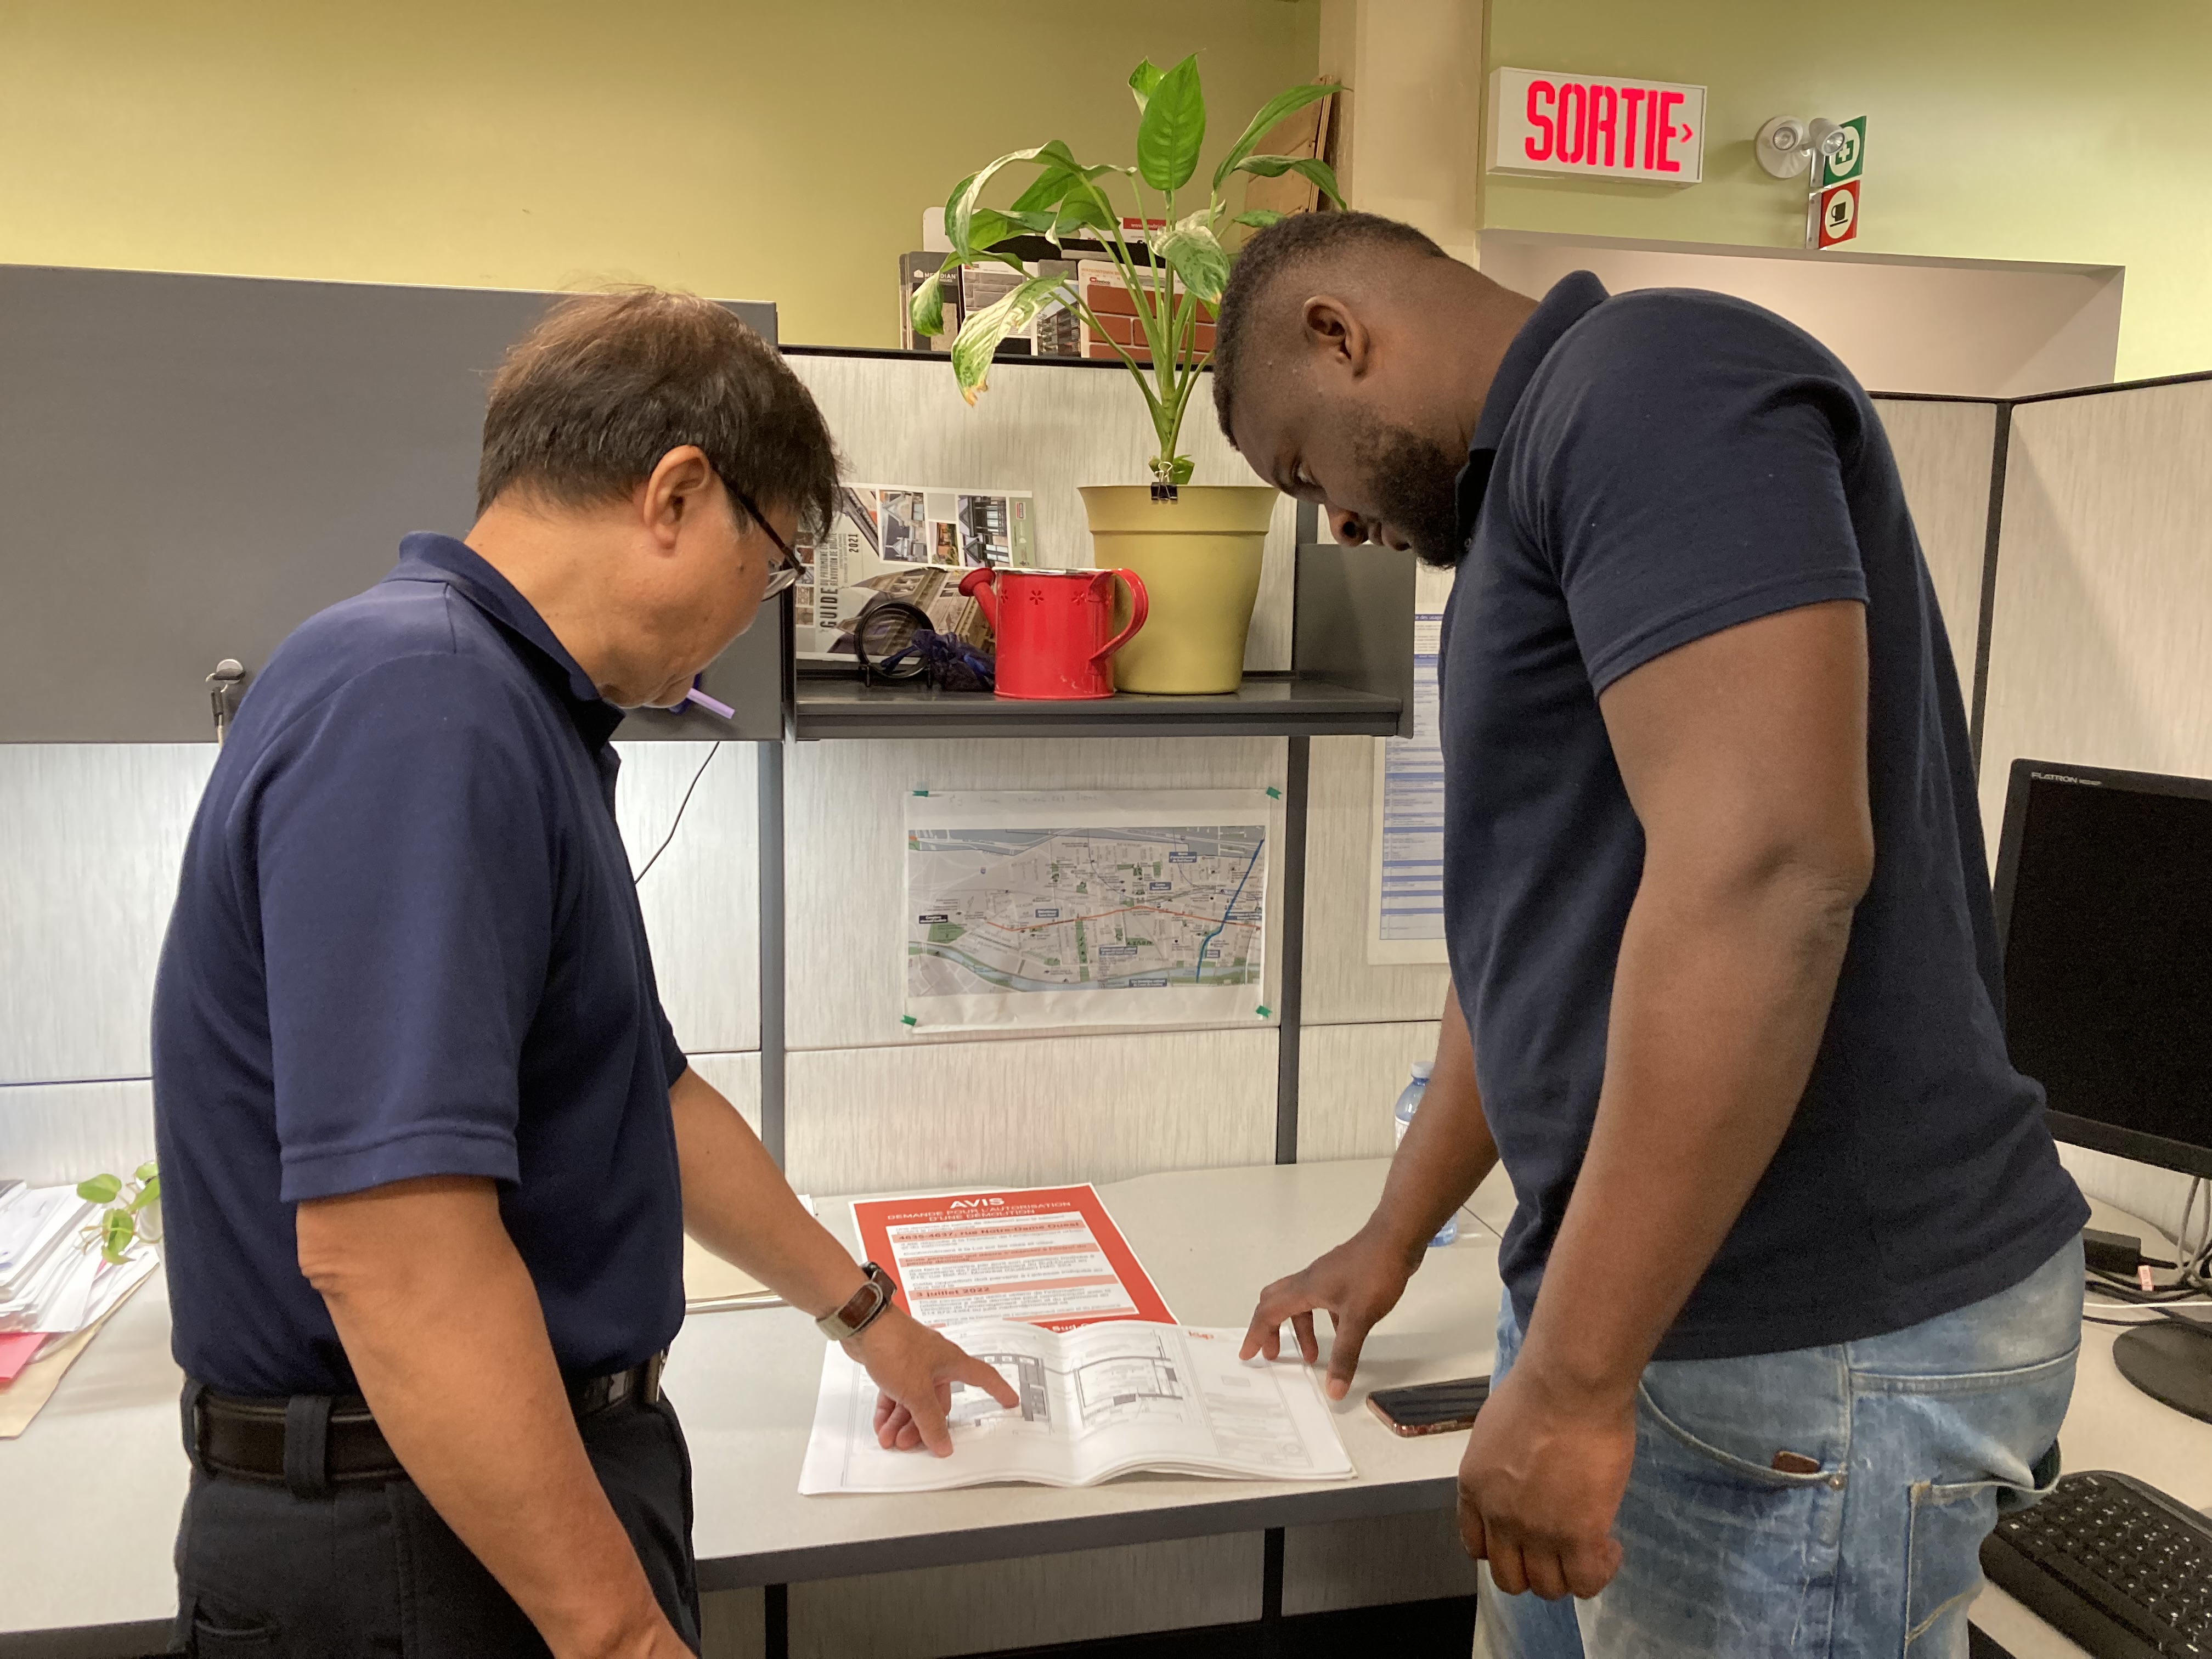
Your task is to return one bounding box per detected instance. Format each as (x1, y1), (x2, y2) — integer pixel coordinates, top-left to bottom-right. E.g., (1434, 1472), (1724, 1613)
(1410, 1060), (1433, 1081)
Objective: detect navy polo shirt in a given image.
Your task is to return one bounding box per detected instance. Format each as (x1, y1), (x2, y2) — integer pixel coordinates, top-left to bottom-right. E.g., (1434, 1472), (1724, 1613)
(1441, 274), (2085, 1361)
(151, 534), (690, 1397)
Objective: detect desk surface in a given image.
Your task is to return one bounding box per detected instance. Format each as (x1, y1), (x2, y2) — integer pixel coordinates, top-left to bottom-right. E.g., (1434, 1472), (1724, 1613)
(0, 1159), (1498, 1655)
(2, 1166), (2205, 1659)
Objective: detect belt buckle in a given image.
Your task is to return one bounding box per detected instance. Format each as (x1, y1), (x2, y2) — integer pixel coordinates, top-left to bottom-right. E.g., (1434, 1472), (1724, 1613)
(641, 1351), (665, 1406)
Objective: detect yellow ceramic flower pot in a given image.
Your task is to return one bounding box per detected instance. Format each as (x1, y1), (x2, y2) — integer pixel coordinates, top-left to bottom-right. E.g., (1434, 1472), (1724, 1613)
(1079, 484), (1277, 695)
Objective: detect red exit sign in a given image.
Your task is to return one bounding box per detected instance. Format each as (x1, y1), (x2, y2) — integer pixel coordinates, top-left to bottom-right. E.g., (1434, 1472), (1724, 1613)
(1487, 67), (1706, 184)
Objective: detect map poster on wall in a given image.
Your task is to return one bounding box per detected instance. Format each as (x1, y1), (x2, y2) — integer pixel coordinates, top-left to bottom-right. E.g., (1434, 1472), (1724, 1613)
(904, 790), (1273, 1030)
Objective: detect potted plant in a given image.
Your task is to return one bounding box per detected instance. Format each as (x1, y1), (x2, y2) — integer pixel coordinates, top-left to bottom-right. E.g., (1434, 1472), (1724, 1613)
(912, 57), (1340, 695)
(77, 1162), (161, 1262)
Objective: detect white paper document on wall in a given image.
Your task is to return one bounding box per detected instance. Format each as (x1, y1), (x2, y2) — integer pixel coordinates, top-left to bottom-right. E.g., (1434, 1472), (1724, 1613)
(798, 1320), (1353, 1493)
(904, 790), (1273, 1030)
(1368, 612), (1447, 962)
(1368, 563), (1459, 964)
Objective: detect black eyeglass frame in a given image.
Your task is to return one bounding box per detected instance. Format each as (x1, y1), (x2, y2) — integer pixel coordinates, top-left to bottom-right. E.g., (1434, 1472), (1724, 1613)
(728, 486), (805, 599)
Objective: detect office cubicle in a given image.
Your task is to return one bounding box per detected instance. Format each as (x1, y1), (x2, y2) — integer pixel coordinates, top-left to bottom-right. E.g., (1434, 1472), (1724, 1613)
(3, 262), (2208, 1652)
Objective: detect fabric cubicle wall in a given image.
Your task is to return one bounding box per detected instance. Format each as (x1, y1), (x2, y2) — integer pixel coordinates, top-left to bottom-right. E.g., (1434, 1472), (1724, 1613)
(1977, 372), (2212, 1243)
(0, 743), (764, 1183)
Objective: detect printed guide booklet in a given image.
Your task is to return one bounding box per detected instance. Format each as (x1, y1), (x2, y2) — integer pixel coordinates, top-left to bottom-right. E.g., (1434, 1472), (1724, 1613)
(800, 1184), (1353, 1493)
(799, 1319), (1353, 1494)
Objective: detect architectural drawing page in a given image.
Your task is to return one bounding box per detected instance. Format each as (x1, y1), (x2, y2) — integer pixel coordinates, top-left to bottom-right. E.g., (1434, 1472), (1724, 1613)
(904, 790), (1274, 1030)
(851, 1185), (1175, 1332)
(798, 1322), (1354, 1494)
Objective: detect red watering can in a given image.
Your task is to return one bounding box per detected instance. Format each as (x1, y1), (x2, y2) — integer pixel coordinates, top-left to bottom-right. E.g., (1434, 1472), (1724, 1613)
(959, 567), (1149, 701)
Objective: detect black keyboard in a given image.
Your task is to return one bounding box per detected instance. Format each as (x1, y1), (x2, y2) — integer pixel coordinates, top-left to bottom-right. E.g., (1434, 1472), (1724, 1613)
(1982, 1470), (2212, 1657)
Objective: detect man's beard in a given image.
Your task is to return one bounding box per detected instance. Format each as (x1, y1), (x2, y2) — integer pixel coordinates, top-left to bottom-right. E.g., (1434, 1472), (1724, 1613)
(1347, 411), (1467, 567)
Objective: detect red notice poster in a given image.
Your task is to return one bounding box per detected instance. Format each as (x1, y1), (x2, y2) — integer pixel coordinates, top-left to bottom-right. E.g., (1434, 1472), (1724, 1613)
(850, 1184), (1175, 1333)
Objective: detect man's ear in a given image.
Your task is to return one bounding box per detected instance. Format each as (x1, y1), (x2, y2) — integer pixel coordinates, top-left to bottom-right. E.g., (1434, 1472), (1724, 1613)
(639, 445), (716, 548)
(1300, 295), (1372, 381)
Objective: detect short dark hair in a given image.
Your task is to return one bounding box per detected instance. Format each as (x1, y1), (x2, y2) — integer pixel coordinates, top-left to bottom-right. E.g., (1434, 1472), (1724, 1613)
(1212, 211), (1448, 444)
(476, 287), (839, 537)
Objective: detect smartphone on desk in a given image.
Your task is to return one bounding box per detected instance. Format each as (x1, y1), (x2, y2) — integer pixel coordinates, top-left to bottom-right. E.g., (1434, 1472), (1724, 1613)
(1367, 1375), (1491, 1437)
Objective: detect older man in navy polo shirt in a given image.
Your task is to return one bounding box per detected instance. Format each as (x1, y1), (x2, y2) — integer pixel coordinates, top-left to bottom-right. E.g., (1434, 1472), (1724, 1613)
(1221, 215), (2088, 1656)
(152, 291), (1015, 1658)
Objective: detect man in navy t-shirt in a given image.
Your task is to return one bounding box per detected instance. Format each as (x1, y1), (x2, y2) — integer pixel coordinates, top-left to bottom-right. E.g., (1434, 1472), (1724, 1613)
(1221, 213), (2087, 1655)
(152, 291), (1014, 1657)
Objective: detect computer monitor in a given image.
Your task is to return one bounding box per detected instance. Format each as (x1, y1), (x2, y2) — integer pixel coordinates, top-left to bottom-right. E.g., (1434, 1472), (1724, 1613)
(1992, 758), (2212, 1423)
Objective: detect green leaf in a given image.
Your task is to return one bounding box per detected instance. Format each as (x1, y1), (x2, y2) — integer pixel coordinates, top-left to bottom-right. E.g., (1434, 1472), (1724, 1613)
(101, 1207), (134, 1263)
(947, 146), (1056, 257)
(1166, 454), (1197, 486)
(1136, 55), (1205, 192)
(1127, 59), (1164, 114)
(1234, 208), (1288, 230)
(1009, 170), (1076, 216)
(942, 171), (977, 243)
(134, 1175), (161, 1209)
(1232, 154), (1344, 206)
(1052, 194), (1115, 240)
(134, 1160), (159, 1182)
(908, 258), (956, 340)
(1212, 81), (1335, 191)
(950, 274), (1074, 404)
(77, 1174), (121, 1204)
(1154, 215), (1231, 307)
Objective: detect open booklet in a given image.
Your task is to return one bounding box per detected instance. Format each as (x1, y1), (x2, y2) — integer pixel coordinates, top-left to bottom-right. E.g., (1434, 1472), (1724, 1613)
(798, 1318), (1353, 1494)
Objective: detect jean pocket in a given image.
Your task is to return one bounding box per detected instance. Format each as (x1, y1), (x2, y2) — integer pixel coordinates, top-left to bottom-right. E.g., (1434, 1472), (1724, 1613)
(1905, 1476), (2029, 1650)
(1637, 1379), (1843, 1490)
(185, 1595), (280, 1657)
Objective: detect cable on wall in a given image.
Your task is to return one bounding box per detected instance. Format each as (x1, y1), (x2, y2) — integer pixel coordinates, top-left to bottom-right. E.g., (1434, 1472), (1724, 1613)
(633, 742), (724, 886)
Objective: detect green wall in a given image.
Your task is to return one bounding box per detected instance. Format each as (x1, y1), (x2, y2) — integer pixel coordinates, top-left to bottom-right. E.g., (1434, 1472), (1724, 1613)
(0, 0), (1318, 347)
(1485, 0), (2211, 379)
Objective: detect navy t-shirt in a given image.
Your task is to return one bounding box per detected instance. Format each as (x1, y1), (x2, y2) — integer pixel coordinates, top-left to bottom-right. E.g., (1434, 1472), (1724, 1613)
(1441, 273), (2085, 1361)
(152, 534), (690, 1396)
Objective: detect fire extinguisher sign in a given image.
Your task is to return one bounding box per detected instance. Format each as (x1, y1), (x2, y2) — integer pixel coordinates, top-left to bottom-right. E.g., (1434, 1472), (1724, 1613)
(1808, 116), (1866, 250)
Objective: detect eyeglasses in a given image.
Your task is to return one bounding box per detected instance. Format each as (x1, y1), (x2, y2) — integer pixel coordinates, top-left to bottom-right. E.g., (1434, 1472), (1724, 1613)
(727, 486), (805, 599)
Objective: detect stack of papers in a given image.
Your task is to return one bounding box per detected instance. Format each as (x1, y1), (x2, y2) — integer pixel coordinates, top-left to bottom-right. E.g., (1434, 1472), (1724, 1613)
(0, 1183), (159, 1381)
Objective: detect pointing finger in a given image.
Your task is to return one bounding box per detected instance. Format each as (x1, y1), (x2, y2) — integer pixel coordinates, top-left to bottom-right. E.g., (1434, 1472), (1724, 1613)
(956, 1353), (1019, 1410)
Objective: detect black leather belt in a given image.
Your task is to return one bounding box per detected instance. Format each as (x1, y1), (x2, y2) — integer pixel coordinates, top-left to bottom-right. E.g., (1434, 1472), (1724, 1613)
(184, 1352), (665, 1494)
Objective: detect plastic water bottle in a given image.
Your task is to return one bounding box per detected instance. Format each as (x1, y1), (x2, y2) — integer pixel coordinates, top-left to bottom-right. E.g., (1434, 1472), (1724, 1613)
(1392, 1060), (1458, 1248)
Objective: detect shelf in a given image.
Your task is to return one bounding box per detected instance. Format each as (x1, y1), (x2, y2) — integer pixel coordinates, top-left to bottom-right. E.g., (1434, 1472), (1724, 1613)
(792, 673), (1403, 740)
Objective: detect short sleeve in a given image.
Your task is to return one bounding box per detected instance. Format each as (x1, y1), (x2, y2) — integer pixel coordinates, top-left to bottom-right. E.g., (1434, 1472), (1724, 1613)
(1517, 296), (1870, 695)
(251, 654), (557, 1202)
(655, 1001), (687, 1088)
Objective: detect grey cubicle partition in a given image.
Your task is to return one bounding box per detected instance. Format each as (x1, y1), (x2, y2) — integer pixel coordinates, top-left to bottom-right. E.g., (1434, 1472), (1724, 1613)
(0, 264), (782, 742)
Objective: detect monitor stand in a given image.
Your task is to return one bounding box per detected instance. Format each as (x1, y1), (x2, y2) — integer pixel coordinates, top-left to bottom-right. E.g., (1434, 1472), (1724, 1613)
(2114, 1314), (2212, 1425)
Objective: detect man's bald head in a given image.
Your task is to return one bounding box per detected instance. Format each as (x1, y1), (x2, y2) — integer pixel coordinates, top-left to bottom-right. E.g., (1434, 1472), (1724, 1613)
(1212, 211), (1450, 447)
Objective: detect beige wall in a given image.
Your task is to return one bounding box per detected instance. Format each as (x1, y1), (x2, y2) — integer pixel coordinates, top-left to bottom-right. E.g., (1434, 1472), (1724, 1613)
(0, 0), (1319, 347)
(1484, 0), (2212, 381)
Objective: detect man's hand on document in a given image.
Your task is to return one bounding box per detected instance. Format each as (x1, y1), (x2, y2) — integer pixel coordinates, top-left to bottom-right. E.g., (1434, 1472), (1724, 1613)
(1239, 1226), (1422, 1401)
(849, 1308), (1019, 1457)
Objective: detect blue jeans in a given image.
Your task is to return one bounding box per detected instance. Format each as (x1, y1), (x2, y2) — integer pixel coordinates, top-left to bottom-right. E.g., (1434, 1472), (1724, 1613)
(1472, 1239), (2083, 1659)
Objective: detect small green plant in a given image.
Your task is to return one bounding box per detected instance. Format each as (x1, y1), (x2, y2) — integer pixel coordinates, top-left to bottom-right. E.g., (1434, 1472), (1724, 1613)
(913, 55), (1340, 486)
(77, 1162), (159, 1265)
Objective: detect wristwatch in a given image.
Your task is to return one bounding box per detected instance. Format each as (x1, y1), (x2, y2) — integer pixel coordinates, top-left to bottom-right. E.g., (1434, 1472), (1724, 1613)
(816, 1262), (898, 1341)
